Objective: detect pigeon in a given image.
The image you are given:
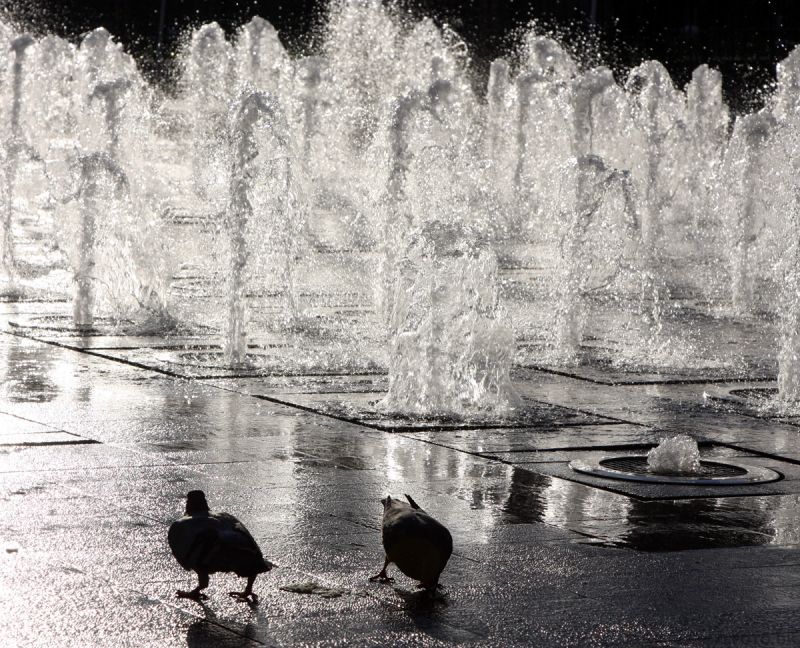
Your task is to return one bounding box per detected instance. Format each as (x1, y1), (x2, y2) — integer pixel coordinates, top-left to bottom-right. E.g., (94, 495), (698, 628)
(370, 494), (453, 593)
(168, 491), (274, 602)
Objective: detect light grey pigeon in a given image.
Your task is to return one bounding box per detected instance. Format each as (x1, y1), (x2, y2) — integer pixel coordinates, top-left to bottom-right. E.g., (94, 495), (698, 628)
(168, 491), (274, 602)
(370, 494), (453, 593)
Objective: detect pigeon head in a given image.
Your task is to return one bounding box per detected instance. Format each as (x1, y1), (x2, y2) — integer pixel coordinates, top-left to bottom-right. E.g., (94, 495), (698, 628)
(185, 490), (210, 515)
(380, 495), (393, 510)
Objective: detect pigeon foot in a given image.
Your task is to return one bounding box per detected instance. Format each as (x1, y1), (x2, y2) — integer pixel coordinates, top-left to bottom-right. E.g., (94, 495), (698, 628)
(176, 589), (208, 601)
(369, 574), (395, 583)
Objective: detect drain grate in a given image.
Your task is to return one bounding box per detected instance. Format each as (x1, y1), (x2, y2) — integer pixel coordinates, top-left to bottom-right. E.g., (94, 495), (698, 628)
(570, 455), (781, 485)
(156, 350), (267, 370)
(727, 388), (778, 402)
(599, 456), (747, 479)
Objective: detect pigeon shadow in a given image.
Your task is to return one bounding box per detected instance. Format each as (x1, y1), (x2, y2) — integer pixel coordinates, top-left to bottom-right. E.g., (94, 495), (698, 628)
(393, 586), (449, 612)
(186, 606), (264, 647)
(390, 586), (456, 640)
(186, 619), (234, 647)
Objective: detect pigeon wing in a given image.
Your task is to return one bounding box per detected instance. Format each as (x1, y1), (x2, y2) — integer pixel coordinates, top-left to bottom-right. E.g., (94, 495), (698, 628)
(213, 512), (274, 575)
(168, 517), (220, 571)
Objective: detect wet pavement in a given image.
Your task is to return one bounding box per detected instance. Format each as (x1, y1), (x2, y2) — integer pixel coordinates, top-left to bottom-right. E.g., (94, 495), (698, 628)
(4, 308), (800, 646)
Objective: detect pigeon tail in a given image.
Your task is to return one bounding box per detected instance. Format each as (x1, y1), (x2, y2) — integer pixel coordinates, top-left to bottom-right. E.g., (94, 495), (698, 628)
(404, 494), (422, 510)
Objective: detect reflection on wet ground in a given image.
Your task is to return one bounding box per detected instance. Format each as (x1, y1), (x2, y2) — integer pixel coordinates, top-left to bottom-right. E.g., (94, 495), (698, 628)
(5, 326), (800, 646)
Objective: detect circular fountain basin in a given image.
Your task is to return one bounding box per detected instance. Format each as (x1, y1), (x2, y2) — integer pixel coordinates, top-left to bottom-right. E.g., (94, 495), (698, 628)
(10, 315), (130, 334)
(569, 456), (781, 485)
(725, 387), (778, 403)
(155, 349), (272, 370)
(155, 348), (385, 376)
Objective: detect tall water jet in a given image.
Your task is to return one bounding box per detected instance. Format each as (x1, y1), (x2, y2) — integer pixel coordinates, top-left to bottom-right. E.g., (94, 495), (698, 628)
(76, 28), (137, 100)
(89, 80), (131, 163)
(1, 34), (35, 291)
(377, 90), (426, 323)
(513, 60), (573, 207)
(774, 45), (800, 122)
(71, 153), (128, 330)
(724, 112), (775, 315)
(382, 244), (517, 416)
(625, 61), (684, 251)
(685, 65), (729, 233)
(624, 61), (684, 351)
(571, 68), (616, 159)
(234, 17), (288, 93)
(485, 58), (512, 188)
(224, 92), (291, 365)
(520, 34), (577, 80)
(513, 73), (544, 190)
(325, 0), (399, 151)
(775, 114), (800, 404)
(553, 67), (629, 359)
(381, 144), (516, 416)
(186, 23), (231, 201)
(32, 35), (77, 154)
(296, 56), (325, 166)
(779, 207), (800, 404)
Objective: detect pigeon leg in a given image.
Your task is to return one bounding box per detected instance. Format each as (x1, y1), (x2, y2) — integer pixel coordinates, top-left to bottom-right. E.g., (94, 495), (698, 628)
(369, 558), (394, 583)
(417, 578), (444, 598)
(229, 575), (258, 602)
(177, 572), (209, 601)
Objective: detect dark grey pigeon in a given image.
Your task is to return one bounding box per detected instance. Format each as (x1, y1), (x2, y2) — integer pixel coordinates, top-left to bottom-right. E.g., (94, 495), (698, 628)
(370, 494), (453, 593)
(168, 491), (274, 602)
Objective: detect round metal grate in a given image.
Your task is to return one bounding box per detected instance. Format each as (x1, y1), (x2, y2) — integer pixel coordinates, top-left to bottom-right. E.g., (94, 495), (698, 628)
(10, 315), (127, 334)
(155, 350), (266, 370)
(728, 388), (778, 402)
(569, 455), (781, 485)
(599, 456), (747, 479)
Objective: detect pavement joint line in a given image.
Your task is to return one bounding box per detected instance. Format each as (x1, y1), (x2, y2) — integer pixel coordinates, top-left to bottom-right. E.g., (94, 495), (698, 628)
(0, 438), (100, 447)
(2, 328), (380, 429)
(520, 364), (776, 386)
(708, 441), (800, 467)
(1, 329), (646, 433)
(476, 442), (666, 456)
(0, 408), (64, 430)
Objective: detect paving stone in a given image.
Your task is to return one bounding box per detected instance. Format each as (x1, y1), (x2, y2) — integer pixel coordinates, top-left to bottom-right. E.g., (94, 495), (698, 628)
(4, 325), (800, 646)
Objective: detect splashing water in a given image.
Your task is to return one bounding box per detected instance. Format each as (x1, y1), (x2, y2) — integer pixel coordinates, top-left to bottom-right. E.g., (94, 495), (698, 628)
(647, 435), (701, 475)
(5, 1), (800, 413)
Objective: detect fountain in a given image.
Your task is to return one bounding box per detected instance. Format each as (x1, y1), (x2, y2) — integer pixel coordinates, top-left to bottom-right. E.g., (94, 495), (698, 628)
(89, 80), (132, 164)
(69, 153), (128, 330)
(224, 91), (292, 365)
(3, 0), (800, 419)
(186, 23), (232, 202)
(485, 59), (511, 163)
(1, 34), (35, 292)
(647, 435), (701, 474)
(552, 67), (637, 360)
(234, 17), (288, 94)
(685, 65), (729, 228)
(296, 56), (326, 166)
(722, 111), (776, 316)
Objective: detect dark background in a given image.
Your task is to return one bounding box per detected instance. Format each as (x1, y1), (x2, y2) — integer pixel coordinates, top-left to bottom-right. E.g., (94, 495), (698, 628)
(3, 0), (799, 112)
